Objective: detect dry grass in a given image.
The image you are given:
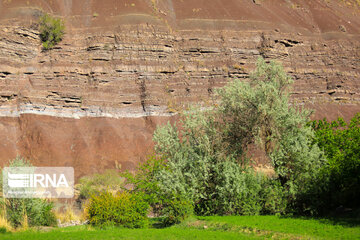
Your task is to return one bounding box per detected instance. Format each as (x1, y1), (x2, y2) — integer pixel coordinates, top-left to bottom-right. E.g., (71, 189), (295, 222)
(80, 205), (89, 222)
(55, 207), (81, 224)
(19, 213), (29, 231)
(0, 214), (13, 232)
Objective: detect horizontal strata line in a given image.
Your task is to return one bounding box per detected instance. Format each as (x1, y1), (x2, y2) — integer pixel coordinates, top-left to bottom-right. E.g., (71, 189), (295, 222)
(0, 104), (176, 119)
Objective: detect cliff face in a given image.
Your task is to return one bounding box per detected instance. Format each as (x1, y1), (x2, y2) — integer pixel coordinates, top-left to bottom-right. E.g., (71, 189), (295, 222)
(0, 0), (359, 178)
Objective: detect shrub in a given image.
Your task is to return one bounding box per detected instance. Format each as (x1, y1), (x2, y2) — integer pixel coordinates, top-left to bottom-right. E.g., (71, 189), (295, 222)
(0, 157), (57, 228)
(195, 164), (264, 216)
(123, 156), (193, 224)
(121, 155), (166, 215)
(260, 178), (287, 215)
(39, 13), (65, 50)
(4, 189), (57, 229)
(78, 170), (125, 200)
(86, 191), (149, 228)
(161, 196), (193, 226)
(308, 114), (360, 211)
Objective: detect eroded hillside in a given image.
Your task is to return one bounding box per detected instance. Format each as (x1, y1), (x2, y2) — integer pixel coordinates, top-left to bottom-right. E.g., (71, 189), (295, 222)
(0, 0), (359, 178)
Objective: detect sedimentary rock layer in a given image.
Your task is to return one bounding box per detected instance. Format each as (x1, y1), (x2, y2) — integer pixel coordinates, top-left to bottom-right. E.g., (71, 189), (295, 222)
(0, 0), (359, 178)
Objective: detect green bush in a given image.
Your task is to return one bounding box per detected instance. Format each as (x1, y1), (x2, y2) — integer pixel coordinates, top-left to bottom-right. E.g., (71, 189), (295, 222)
(307, 114), (360, 212)
(39, 13), (65, 50)
(0, 157), (56, 228)
(122, 156), (193, 224)
(5, 198), (56, 228)
(87, 191), (149, 228)
(196, 164), (264, 216)
(260, 178), (287, 215)
(161, 196), (193, 226)
(121, 155), (166, 215)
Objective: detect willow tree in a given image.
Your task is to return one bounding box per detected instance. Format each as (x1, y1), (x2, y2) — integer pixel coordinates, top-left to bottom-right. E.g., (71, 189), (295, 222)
(153, 58), (325, 215)
(217, 58), (325, 192)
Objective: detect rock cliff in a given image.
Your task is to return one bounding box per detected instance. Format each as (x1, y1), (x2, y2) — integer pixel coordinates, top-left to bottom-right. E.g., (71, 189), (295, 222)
(0, 0), (359, 178)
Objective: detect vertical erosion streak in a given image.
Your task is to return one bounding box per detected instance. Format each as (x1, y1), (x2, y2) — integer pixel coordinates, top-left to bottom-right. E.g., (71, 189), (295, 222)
(81, 0), (92, 27)
(139, 78), (147, 113)
(62, 0), (73, 17)
(166, 0), (177, 22)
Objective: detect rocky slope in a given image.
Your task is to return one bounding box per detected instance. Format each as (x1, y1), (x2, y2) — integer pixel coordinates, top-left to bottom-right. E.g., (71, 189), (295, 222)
(0, 0), (359, 178)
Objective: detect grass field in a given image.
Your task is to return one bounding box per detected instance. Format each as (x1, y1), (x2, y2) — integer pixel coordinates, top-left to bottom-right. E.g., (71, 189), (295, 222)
(1, 215), (359, 240)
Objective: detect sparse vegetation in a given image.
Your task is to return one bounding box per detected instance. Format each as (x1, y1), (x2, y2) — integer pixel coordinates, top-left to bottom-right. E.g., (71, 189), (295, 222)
(39, 13), (65, 50)
(55, 207), (80, 225)
(78, 170), (124, 200)
(340, 0), (360, 7)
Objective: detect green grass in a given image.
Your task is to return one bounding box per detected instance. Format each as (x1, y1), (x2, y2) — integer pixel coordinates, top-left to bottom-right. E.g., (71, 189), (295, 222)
(1, 216), (359, 240)
(197, 215), (360, 240)
(0, 225), (257, 240)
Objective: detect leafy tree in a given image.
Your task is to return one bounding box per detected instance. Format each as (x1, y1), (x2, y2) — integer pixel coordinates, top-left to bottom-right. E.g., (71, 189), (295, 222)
(39, 13), (65, 50)
(310, 114), (360, 209)
(217, 58), (325, 195)
(152, 58), (324, 215)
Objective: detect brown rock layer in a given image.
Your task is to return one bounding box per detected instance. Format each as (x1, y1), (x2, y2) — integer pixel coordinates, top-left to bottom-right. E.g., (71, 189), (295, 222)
(0, 0), (359, 178)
